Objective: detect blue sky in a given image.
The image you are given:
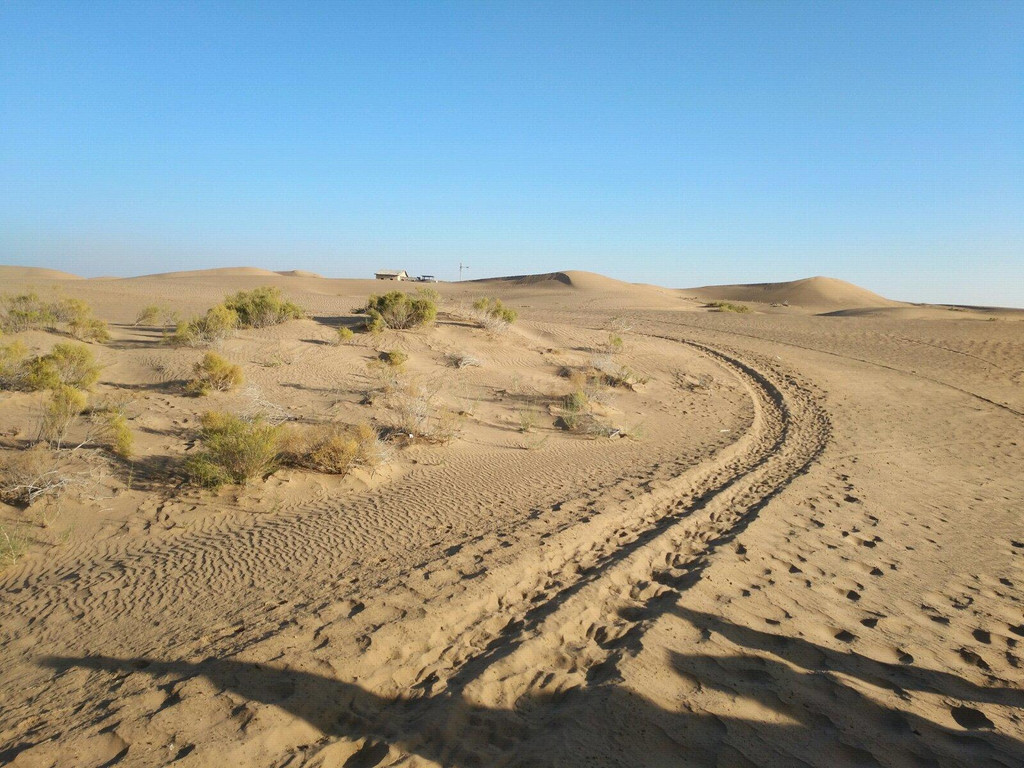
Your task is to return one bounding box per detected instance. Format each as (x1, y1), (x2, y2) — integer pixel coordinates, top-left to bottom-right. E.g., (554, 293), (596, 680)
(2, 1), (1021, 305)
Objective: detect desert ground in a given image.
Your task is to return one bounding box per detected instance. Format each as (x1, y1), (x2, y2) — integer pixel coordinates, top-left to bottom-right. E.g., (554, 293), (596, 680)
(0, 266), (1022, 767)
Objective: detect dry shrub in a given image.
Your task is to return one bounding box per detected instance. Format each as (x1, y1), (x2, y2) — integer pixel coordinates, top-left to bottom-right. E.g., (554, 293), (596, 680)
(24, 343), (101, 391)
(364, 291), (437, 331)
(283, 421), (388, 475)
(184, 412), (283, 487)
(134, 304), (163, 326)
(388, 380), (461, 443)
(334, 326), (355, 345)
(380, 349), (408, 370)
(589, 355), (647, 389)
(187, 352), (244, 396)
(223, 287), (303, 328)
(445, 350), (481, 368)
(39, 385), (88, 448)
(87, 391), (136, 459)
(169, 304), (239, 347)
(0, 444), (87, 506)
(53, 298), (111, 343)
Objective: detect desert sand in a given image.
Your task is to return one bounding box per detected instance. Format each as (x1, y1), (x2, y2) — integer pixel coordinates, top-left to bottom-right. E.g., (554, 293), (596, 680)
(0, 267), (1022, 767)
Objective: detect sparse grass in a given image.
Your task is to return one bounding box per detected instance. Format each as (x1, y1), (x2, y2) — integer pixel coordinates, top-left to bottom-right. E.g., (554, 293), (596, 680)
(517, 409), (539, 432)
(364, 291), (437, 331)
(282, 421), (389, 475)
(24, 343), (101, 391)
(184, 412), (284, 487)
(705, 301), (751, 314)
(186, 352), (244, 396)
(223, 287), (304, 328)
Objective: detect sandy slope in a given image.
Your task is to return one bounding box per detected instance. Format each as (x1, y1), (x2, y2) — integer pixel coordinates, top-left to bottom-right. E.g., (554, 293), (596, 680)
(0, 270), (1022, 767)
(688, 275), (903, 311)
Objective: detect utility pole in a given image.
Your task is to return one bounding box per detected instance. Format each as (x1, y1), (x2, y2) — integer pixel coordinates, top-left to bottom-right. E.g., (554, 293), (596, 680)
(459, 262), (469, 282)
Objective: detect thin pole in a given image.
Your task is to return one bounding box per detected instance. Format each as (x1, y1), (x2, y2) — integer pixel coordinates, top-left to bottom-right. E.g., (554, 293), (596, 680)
(459, 262), (469, 282)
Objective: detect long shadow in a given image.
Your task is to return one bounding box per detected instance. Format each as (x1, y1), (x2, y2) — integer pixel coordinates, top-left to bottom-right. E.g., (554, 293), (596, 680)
(40, 634), (1024, 767)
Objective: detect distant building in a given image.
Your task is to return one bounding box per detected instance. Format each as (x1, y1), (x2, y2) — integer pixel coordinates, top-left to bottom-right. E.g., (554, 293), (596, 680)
(375, 269), (409, 281)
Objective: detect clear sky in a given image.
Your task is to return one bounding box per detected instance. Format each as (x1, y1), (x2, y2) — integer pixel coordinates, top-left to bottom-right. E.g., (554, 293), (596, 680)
(2, 1), (1021, 306)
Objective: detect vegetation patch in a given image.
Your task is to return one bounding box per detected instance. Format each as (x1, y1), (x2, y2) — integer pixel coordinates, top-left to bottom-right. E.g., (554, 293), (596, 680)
(223, 287), (304, 328)
(24, 343), (101, 391)
(186, 352), (244, 396)
(705, 301), (751, 314)
(184, 412), (284, 487)
(282, 421), (389, 475)
(364, 290), (438, 332)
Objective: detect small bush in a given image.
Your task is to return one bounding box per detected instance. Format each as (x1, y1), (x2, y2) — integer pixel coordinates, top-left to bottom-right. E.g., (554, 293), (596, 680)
(134, 305), (163, 326)
(388, 381), (460, 443)
(0, 524), (29, 569)
(334, 326), (355, 345)
(706, 301), (751, 314)
(381, 350), (408, 370)
(52, 298), (91, 324)
(170, 304), (239, 347)
(472, 297), (518, 325)
(184, 412), (283, 487)
(0, 340), (28, 389)
(223, 287), (303, 328)
(283, 421), (387, 475)
(39, 385), (88, 448)
(24, 343), (101, 391)
(186, 352), (244, 396)
(364, 291), (437, 331)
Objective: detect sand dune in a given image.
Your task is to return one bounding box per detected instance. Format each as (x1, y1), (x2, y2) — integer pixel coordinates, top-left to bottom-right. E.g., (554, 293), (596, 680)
(136, 266), (283, 279)
(0, 268), (1021, 767)
(0, 265), (84, 280)
(276, 269), (324, 278)
(688, 275), (901, 311)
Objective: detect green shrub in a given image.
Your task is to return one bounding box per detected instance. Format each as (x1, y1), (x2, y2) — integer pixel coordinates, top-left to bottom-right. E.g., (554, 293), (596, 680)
(364, 291), (437, 331)
(1, 292), (55, 332)
(223, 287), (303, 328)
(170, 304), (239, 347)
(186, 352), (244, 396)
(69, 316), (111, 343)
(472, 297), (518, 325)
(184, 412), (283, 487)
(39, 385), (88, 448)
(52, 298), (92, 324)
(705, 301), (751, 314)
(282, 421), (385, 475)
(24, 343), (100, 391)
(381, 350), (408, 369)
(334, 326), (355, 344)
(0, 340), (28, 389)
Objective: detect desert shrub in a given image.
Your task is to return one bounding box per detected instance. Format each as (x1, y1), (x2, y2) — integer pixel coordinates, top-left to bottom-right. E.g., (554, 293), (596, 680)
(364, 291), (437, 331)
(0, 524), (29, 569)
(0, 292), (54, 332)
(472, 297), (518, 325)
(445, 350), (482, 368)
(282, 421), (387, 475)
(52, 298), (91, 324)
(0, 340), (28, 389)
(186, 352), (244, 396)
(706, 301), (751, 314)
(603, 333), (624, 354)
(69, 316), (111, 343)
(134, 304), (163, 326)
(517, 409), (539, 432)
(184, 412), (283, 487)
(223, 287), (303, 329)
(24, 343), (100, 391)
(86, 392), (135, 458)
(388, 381), (460, 443)
(39, 385), (88, 448)
(590, 355), (647, 389)
(334, 326), (355, 345)
(556, 387), (613, 436)
(170, 304), (239, 347)
(381, 350), (408, 370)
